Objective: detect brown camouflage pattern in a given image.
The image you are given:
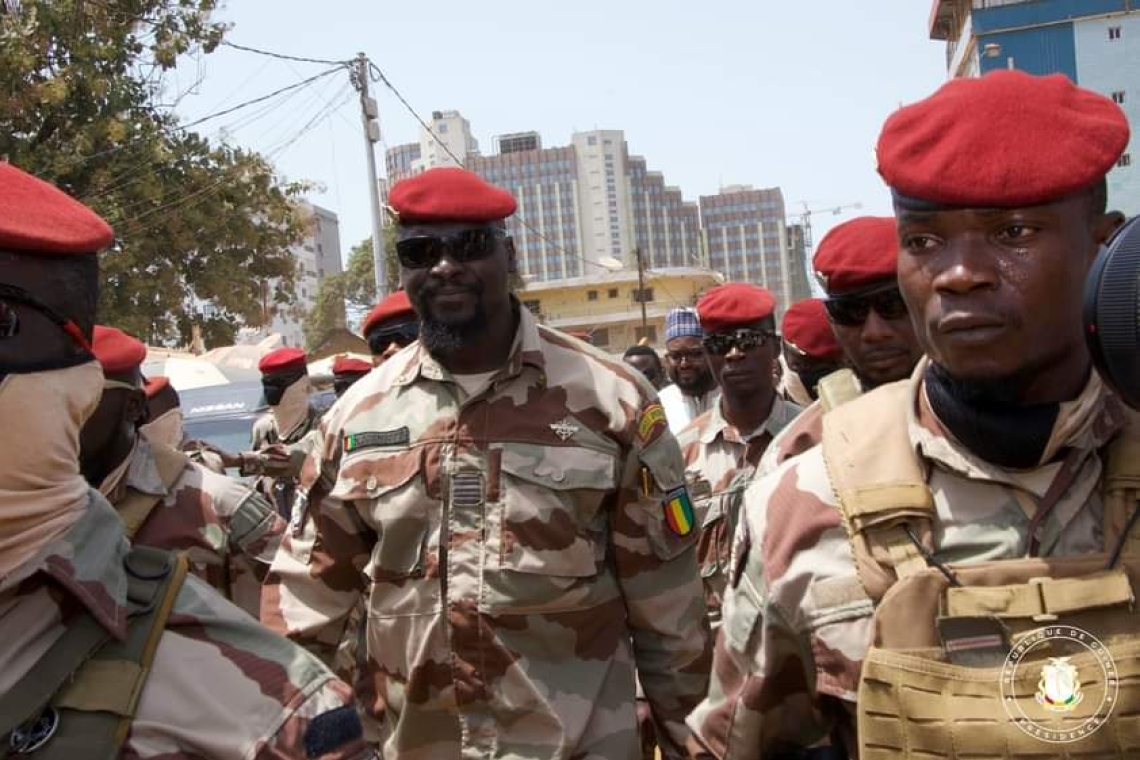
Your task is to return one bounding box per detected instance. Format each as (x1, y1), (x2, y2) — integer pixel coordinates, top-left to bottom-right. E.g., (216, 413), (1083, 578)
(688, 365), (1125, 759)
(755, 399), (824, 479)
(111, 439), (286, 618)
(674, 396), (801, 629)
(251, 409), (322, 518)
(263, 307), (711, 760)
(0, 493), (374, 760)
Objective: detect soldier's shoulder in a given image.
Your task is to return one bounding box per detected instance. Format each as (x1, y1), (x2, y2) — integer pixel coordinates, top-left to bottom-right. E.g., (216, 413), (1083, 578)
(675, 409), (712, 447)
(142, 575), (368, 758)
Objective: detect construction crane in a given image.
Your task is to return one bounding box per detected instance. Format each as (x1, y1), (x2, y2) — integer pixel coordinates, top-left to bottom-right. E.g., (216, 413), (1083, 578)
(787, 201), (863, 258)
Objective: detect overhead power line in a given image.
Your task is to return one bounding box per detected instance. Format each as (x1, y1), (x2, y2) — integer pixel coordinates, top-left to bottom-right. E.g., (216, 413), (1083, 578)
(180, 66), (344, 131)
(219, 40), (353, 68)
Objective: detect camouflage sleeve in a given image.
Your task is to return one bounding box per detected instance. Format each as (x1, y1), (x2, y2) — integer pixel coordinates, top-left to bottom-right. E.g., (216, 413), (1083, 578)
(755, 401), (824, 479)
(614, 402), (712, 759)
(261, 421), (374, 658)
(688, 451), (864, 759)
(223, 482), (287, 566)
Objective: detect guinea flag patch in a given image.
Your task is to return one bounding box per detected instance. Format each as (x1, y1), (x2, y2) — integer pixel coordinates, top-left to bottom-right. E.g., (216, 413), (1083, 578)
(663, 486), (695, 536)
(637, 403), (668, 445)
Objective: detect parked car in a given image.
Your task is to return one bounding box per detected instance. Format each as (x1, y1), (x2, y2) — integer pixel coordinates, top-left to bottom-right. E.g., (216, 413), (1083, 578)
(180, 380), (267, 456)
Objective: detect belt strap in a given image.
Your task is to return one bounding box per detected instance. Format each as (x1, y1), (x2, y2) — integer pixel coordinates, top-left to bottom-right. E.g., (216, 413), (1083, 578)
(945, 569), (1134, 620)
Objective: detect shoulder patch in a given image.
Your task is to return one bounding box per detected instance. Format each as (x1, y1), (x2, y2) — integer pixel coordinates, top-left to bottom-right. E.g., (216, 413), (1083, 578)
(304, 705), (363, 758)
(343, 427), (410, 453)
(663, 486), (695, 536)
(637, 403), (668, 446)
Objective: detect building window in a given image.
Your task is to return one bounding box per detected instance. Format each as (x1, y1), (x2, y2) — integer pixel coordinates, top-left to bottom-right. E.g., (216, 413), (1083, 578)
(587, 136), (597, 146)
(587, 290), (599, 301)
(1119, 153), (1132, 168)
(608, 288), (619, 299)
(1113, 91), (1126, 104)
(1109, 26), (1122, 40)
(592, 328), (610, 346)
(522, 299), (542, 315)
(635, 325), (658, 343)
(438, 122), (449, 133)
(632, 287), (654, 303)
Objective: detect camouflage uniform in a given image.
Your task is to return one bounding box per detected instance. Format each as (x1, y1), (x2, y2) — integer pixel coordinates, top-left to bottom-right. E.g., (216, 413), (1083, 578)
(755, 399), (824, 478)
(675, 395), (801, 628)
(1, 493), (373, 760)
(107, 438), (286, 618)
(263, 307), (712, 760)
(250, 407), (322, 517)
(688, 363), (1122, 758)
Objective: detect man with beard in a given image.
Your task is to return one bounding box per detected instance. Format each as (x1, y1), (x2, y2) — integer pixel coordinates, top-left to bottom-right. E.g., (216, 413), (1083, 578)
(659, 307), (719, 432)
(675, 283), (801, 629)
(689, 71), (1136, 760)
(778, 298), (846, 406)
(79, 325), (285, 618)
(262, 167), (711, 760)
(757, 216), (923, 473)
(0, 162), (371, 759)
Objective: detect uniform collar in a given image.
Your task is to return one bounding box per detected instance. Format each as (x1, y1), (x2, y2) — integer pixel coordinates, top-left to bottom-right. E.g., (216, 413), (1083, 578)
(392, 303), (547, 390)
(699, 393), (799, 445)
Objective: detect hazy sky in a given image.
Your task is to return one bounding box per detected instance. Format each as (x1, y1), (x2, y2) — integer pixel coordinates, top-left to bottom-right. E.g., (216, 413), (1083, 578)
(174, 0), (949, 263)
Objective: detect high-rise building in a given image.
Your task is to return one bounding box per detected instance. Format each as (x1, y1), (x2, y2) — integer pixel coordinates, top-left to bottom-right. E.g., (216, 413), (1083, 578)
(699, 186), (805, 314)
(415, 110), (479, 172)
(785, 223), (813, 303)
(930, 0), (1139, 214)
(627, 156), (703, 270)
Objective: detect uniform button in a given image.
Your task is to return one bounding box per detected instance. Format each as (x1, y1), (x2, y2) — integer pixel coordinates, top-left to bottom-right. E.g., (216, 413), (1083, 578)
(366, 476), (378, 492)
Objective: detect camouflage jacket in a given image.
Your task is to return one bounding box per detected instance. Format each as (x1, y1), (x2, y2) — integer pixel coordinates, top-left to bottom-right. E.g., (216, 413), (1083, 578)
(263, 308), (711, 760)
(687, 365), (1124, 759)
(0, 493), (373, 760)
(755, 399), (824, 478)
(675, 395), (801, 628)
(109, 438), (286, 618)
(251, 409), (322, 518)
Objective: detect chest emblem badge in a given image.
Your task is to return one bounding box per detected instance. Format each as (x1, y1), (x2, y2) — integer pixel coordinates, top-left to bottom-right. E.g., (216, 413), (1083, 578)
(550, 417), (579, 441)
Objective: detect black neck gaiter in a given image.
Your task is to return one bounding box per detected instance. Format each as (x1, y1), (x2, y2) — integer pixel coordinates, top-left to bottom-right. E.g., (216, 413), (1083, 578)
(923, 362), (1060, 469)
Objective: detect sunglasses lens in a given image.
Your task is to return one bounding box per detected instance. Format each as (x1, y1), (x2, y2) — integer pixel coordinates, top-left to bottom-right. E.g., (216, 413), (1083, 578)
(702, 336), (729, 356)
(396, 238), (440, 269)
(825, 297), (870, 327)
(454, 229), (497, 262)
(0, 300), (17, 338)
(873, 290), (909, 321)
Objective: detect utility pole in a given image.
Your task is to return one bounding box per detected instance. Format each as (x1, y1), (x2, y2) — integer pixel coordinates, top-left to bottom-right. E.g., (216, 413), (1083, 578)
(351, 52), (387, 297)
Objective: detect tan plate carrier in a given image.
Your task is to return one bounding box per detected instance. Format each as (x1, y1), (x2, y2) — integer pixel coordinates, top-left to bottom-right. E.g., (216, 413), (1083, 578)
(822, 381), (1140, 759)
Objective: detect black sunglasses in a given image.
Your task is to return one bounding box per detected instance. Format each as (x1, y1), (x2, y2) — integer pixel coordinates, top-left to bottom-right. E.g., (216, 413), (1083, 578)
(824, 284), (909, 327)
(0, 283), (92, 352)
(367, 322), (419, 355)
(702, 328), (778, 356)
(396, 228), (504, 270)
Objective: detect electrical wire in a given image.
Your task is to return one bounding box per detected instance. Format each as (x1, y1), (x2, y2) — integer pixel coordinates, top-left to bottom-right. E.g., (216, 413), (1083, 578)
(179, 66), (344, 130)
(219, 40), (353, 67)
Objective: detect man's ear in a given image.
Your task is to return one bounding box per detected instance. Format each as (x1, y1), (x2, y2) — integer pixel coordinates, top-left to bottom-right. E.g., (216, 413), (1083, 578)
(1095, 210), (1127, 246)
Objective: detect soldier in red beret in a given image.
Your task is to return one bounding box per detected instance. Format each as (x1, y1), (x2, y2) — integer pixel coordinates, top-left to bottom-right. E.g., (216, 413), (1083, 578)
(779, 298), (846, 405)
(79, 325), (286, 618)
(361, 289), (418, 365)
(693, 70), (1135, 760)
(676, 282), (802, 630)
(0, 163), (371, 758)
(263, 167), (711, 759)
(331, 355), (372, 397)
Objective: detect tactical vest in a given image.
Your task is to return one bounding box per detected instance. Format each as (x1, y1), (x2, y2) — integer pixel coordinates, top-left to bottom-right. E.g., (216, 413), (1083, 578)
(0, 547), (189, 759)
(822, 381), (1140, 759)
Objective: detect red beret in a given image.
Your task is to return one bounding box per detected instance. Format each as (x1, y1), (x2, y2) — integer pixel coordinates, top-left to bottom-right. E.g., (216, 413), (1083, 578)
(0, 163), (114, 255)
(877, 70), (1129, 207)
(92, 325), (147, 377)
(258, 347), (308, 375)
(813, 216), (899, 295)
(143, 375), (171, 399)
(389, 168), (517, 225)
(697, 283), (777, 334)
(782, 299), (842, 361)
(332, 356), (372, 376)
(362, 290), (415, 336)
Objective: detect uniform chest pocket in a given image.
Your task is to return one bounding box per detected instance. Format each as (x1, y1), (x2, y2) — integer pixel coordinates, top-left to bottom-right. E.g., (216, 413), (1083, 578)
(333, 447), (434, 587)
(495, 443), (618, 581)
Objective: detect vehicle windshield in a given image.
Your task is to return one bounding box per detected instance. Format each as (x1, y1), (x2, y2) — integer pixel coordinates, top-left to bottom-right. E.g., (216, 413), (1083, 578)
(183, 415), (257, 454)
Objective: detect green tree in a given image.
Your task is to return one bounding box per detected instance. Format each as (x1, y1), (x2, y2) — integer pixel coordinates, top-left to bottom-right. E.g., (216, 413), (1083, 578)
(0, 0), (304, 346)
